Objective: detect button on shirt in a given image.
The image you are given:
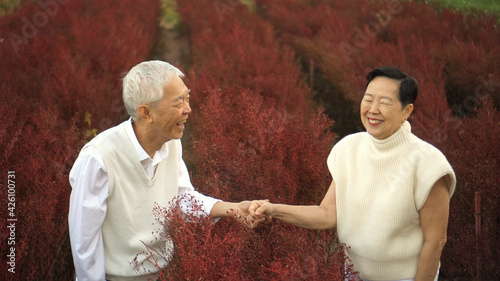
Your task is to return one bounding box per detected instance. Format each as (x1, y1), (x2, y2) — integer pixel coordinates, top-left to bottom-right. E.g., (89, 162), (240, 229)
(68, 119), (220, 281)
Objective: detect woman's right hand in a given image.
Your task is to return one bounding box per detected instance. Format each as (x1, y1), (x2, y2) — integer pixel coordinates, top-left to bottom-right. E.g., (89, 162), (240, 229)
(249, 200), (274, 220)
(249, 180), (337, 230)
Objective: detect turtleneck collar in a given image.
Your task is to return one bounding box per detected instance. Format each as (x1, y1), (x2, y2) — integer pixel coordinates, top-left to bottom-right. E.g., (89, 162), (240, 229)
(367, 121), (413, 151)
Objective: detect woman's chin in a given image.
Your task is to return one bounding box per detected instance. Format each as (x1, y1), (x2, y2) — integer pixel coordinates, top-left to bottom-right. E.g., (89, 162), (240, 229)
(367, 128), (385, 140)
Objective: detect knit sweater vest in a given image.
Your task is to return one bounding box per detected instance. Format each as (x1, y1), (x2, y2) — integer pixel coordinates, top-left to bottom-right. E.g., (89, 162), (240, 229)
(88, 121), (179, 280)
(327, 122), (456, 280)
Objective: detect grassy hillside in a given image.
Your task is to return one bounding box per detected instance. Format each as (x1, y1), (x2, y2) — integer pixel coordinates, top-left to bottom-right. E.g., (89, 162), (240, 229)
(423, 0), (500, 14)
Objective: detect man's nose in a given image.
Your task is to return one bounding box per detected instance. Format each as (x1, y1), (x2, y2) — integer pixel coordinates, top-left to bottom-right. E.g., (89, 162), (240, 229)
(184, 102), (192, 114)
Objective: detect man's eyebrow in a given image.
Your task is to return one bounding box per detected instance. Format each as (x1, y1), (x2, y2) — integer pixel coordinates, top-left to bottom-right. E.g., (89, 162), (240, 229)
(173, 89), (191, 101)
(380, 96), (393, 101)
(363, 93), (373, 97)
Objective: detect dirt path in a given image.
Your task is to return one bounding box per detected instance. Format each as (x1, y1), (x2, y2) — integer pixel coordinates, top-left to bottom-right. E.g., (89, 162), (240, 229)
(149, 21), (190, 70)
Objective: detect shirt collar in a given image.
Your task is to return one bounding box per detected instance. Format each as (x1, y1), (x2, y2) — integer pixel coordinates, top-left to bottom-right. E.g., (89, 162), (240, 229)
(124, 118), (169, 165)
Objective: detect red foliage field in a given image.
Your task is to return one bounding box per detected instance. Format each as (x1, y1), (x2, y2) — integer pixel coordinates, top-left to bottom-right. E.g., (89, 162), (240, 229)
(1, 0), (498, 280)
(0, 0), (159, 279)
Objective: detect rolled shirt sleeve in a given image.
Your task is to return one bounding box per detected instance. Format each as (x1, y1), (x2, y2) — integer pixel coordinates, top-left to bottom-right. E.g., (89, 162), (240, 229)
(177, 140), (221, 217)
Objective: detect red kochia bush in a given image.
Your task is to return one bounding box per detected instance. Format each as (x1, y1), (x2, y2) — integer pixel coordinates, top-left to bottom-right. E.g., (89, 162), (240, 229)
(182, 91), (350, 280)
(177, 0), (337, 205)
(0, 103), (81, 279)
(0, 0), (159, 279)
(177, 0), (311, 114)
(135, 0), (353, 279)
(257, 0), (500, 108)
(137, 197), (350, 281)
(0, 0), (160, 127)
(191, 89), (335, 205)
(439, 100), (500, 279)
(132, 197), (248, 281)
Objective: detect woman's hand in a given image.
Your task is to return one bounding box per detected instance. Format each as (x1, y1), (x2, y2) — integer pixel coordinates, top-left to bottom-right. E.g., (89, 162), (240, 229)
(249, 200), (274, 220)
(247, 180), (337, 230)
(224, 200), (272, 228)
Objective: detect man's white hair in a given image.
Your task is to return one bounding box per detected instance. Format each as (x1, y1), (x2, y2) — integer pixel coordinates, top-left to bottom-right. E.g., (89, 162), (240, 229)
(122, 60), (184, 120)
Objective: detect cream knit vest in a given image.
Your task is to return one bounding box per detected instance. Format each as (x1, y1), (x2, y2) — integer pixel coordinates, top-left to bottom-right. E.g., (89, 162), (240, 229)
(89, 121), (179, 280)
(327, 122), (456, 280)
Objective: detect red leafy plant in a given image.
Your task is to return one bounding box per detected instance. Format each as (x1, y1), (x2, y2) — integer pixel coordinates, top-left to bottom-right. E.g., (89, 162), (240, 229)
(0, 0), (159, 279)
(135, 195), (356, 280)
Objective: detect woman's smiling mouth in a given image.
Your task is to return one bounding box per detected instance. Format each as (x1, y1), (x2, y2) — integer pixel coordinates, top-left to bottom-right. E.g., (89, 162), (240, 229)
(368, 117), (383, 126)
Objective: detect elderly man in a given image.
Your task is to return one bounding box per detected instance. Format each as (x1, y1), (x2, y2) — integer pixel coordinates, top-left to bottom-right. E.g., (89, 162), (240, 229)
(68, 60), (257, 281)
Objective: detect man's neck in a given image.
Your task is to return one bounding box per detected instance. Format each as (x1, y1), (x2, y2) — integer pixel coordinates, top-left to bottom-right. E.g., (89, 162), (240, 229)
(132, 120), (165, 159)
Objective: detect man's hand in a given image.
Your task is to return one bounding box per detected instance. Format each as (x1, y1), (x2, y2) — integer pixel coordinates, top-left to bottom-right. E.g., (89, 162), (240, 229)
(211, 200), (272, 228)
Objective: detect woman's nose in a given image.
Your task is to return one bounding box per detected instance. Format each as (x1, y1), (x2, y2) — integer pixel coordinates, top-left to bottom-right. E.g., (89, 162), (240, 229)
(368, 102), (380, 113)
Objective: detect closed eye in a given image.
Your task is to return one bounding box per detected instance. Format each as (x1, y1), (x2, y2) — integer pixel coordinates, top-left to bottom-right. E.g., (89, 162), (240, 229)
(174, 95), (190, 108)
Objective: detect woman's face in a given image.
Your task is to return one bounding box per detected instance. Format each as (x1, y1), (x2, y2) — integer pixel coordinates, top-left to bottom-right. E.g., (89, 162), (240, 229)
(360, 76), (413, 140)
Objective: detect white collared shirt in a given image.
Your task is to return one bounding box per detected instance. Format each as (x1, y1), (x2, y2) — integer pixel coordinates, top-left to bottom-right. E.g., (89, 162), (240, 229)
(68, 118), (220, 281)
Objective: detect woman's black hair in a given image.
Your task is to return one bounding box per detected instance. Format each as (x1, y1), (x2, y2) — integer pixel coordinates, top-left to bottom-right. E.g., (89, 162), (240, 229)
(366, 66), (418, 107)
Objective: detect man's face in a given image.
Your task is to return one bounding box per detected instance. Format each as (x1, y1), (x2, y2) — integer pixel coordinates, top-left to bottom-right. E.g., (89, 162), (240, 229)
(150, 75), (191, 142)
(360, 76), (412, 140)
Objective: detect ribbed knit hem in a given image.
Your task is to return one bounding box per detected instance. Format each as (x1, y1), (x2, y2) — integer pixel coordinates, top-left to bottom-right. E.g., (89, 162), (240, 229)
(349, 252), (419, 280)
(105, 272), (158, 281)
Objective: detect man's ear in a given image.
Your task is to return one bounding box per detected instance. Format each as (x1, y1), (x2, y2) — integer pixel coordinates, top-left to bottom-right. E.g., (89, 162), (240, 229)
(137, 104), (153, 123)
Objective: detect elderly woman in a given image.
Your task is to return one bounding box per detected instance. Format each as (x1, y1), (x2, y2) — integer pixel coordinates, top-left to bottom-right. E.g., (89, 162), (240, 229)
(250, 66), (456, 281)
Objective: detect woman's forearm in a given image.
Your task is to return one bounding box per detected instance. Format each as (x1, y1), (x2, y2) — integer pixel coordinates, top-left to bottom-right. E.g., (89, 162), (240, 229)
(250, 181), (337, 229)
(267, 203), (336, 229)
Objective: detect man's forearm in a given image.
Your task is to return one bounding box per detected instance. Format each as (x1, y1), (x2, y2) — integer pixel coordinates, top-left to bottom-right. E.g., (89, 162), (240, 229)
(210, 201), (239, 218)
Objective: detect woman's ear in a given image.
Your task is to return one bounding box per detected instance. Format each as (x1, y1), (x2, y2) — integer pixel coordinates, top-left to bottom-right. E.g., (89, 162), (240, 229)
(405, 103), (414, 118)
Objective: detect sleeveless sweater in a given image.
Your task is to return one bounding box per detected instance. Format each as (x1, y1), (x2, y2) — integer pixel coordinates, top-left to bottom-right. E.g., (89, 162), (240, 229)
(86, 121), (179, 280)
(327, 122), (456, 280)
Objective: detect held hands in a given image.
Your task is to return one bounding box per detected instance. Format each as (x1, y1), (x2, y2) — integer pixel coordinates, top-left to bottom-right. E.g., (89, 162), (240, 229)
(228, 200), (273, 228)
(249, 200), (274, 220)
